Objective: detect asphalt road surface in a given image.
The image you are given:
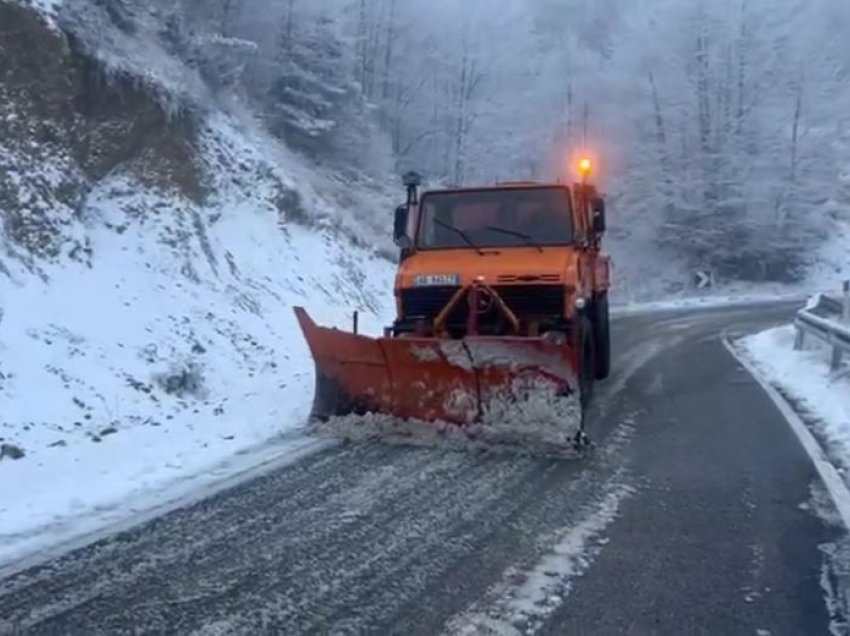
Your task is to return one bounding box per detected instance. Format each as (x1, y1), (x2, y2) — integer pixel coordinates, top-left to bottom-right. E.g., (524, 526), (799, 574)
(2, 301), (848, 635)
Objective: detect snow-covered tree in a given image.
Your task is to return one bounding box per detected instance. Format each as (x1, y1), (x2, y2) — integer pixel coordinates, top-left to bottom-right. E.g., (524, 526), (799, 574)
(266, 11), (348, 153)
(606, 0), (847, 281)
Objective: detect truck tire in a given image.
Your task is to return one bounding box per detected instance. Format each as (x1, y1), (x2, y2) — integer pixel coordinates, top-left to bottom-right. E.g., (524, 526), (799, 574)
(579, 316), (596, 411)
(593, 293), (611, 380)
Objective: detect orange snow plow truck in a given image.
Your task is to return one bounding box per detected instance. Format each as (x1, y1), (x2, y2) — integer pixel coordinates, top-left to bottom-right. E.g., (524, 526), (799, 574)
(294, 165), (611, 448)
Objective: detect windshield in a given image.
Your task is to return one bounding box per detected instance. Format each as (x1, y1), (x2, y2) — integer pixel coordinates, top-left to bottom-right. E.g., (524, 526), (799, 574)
(417, 187), (573, 250)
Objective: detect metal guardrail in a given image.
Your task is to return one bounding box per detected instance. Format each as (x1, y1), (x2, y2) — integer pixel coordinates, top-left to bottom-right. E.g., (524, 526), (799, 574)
(794, 281), (850, 370)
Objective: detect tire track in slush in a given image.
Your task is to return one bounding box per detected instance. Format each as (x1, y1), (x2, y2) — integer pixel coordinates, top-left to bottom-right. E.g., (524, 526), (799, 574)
(167, 455), (534, 633)
(0, 445), (438, 628)
(2, 447), (480, 631)
(1, 448), (528, 631)
(0, 444), (366, 602)
(169, 454), (570, 634)
(182, 420), (638, 635)
(372, 420), (639, 636)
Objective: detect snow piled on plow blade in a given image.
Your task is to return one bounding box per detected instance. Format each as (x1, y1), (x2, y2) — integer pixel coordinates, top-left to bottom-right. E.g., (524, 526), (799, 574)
(480, 375), (583, 444)
(311, 382), (584, 459)
(437, 338), (581, 426)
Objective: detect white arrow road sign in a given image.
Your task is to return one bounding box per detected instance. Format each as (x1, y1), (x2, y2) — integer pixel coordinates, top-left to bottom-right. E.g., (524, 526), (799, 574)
(695, 270), (713, 289)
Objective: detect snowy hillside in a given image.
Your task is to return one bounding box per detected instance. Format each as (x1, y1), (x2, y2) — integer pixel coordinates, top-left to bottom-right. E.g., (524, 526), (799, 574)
(0, 0), (395, 564)
(805, 187), (850, 289)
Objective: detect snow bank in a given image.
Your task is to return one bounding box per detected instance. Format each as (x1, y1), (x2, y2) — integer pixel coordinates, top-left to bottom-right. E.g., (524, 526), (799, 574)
(739, 326), (850, 476)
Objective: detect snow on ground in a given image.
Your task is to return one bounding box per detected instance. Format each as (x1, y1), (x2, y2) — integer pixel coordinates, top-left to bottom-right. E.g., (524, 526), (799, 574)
(20, 0), (61, 15)
(0, 113), (396, 567)
(738, 325), (850, 477)
(12, 0), (63, 31)
(808, 219), (850, 288)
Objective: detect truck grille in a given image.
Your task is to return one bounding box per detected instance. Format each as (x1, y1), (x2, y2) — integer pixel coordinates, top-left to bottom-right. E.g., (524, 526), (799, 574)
(400, 285), (565, 325)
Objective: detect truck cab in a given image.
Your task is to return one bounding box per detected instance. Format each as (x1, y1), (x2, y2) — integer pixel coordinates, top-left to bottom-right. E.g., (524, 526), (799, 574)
(390, 170), (612, 380)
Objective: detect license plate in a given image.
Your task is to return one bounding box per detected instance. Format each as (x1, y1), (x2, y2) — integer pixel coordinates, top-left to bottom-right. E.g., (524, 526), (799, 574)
(413, 274), (461, 287)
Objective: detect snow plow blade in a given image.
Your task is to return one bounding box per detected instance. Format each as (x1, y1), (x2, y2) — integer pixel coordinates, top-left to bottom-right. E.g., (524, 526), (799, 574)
(293, 307), (583, 445)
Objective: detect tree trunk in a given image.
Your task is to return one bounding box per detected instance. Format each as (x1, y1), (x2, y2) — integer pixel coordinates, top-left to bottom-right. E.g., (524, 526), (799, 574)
(380, 0), (397, 104)
(649, 71), (675, 216)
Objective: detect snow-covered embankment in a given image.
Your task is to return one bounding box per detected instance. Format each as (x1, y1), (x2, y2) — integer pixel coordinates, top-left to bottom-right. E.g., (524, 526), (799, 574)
(0, 0), (395, 566)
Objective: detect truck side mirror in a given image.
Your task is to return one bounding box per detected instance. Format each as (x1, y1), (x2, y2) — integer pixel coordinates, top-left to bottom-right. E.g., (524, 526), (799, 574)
(591, 197), (606, 234)
(393, 205), (411, 248)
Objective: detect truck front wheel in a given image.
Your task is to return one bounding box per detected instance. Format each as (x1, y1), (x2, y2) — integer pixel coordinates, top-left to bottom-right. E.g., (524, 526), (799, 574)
(579, 316), (596, 412)
(593, 293), (611, 380)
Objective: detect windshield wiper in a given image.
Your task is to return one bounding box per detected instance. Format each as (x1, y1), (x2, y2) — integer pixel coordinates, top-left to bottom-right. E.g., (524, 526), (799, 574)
(484, 226), (544, 252)
(433, 218), (484, 254)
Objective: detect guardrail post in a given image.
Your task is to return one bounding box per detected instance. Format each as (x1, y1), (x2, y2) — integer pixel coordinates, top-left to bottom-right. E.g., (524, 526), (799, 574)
(795, 293), (848, 371)
(793, 325), (805, 351)
(832, 343), (843, 371)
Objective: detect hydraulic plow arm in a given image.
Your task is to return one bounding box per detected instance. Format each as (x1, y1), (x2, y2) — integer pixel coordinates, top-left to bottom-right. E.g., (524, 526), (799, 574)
(433, 280), (521, 337)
